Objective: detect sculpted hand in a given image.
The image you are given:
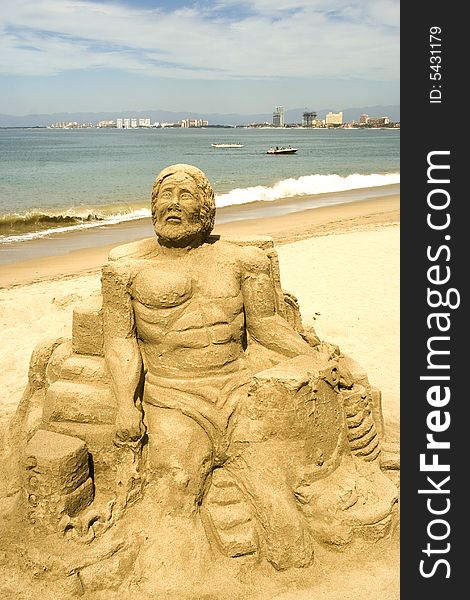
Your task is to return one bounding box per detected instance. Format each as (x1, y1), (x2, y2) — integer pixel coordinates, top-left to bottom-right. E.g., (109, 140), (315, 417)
(115, 405), (145, 443)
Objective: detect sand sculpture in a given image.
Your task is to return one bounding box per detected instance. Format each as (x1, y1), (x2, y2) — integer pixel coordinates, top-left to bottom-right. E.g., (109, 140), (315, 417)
(0, 164), (399, 598)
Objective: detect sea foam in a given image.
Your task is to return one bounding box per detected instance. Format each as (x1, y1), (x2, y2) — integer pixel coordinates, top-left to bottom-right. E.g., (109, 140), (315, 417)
(0, 172), (399, 244)
(215, 172), (400, 207)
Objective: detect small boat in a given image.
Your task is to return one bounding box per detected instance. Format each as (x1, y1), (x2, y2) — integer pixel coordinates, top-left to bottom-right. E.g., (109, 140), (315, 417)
(211, 143), (244, 148)
(266, 146), (298, 155)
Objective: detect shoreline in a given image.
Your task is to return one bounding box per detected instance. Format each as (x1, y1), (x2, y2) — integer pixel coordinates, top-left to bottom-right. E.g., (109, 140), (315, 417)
(0, 187), (399, 288)
(0, 196), (400, 422)
(0, 183), (398, 268)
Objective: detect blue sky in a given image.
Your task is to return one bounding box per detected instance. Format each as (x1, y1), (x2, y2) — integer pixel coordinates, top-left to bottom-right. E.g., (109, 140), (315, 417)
(0, 0), (399, 116)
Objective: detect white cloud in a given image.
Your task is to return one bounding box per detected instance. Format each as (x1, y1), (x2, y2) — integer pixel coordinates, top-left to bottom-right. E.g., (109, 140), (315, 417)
(214, 0), (399, 23)
(0, 0), (399, 80)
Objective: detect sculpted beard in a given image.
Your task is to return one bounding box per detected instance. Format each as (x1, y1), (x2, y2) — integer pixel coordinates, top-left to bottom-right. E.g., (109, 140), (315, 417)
(153, 216), (205, 245)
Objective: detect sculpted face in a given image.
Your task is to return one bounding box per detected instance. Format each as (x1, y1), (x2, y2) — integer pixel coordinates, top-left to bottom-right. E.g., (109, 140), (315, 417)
(153, 173), (205, 245)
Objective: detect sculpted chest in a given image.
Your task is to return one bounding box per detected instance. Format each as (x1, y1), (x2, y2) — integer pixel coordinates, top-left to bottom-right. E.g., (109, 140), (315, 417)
(132, 265), (192, 309)
(128, 257), (244, 340)
(131, 257), (241, 305)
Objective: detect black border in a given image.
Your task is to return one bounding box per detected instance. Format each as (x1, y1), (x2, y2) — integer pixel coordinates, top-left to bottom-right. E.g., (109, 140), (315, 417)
(401, 4), (466, 595)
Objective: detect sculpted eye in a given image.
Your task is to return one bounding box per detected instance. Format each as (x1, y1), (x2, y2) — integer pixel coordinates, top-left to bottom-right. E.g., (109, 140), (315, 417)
(180, 193), (195, 201)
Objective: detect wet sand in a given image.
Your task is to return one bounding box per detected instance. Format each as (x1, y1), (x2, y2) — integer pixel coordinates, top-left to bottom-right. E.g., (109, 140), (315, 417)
(0, 188), (399, 287)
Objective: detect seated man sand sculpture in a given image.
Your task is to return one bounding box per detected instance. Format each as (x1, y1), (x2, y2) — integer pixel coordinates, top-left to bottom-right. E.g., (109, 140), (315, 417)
(0, 164), (399, 596)
(105, 164), (325, 515)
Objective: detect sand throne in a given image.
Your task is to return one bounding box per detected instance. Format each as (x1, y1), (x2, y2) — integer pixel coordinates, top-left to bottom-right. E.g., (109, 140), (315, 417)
(2, 234), (398, 586)
(29, 235), (319, 483)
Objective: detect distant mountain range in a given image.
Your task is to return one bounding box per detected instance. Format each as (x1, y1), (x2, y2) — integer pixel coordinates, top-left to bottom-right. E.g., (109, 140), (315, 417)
(0, 105), (400, 128)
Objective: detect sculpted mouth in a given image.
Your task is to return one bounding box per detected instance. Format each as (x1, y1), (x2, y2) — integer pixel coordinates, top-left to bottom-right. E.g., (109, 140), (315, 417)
(165, 215), (182, 223)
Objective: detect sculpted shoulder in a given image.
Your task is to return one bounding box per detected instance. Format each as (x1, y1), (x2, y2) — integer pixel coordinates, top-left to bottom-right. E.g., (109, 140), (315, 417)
(237, 244), (271, 275)
(108, 237), (158, 262)
(102, 258), (147, 294)
(208, 239), (270, 272)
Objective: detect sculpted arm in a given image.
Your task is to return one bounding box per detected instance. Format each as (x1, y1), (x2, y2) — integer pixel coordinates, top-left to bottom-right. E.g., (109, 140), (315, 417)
(240, 247), (316, 358)
(102, 262), (144, 442)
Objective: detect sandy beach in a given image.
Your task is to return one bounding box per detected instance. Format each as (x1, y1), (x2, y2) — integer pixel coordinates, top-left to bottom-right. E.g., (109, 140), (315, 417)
(0, 190), (399, 426)
(0, 189), (399, 599)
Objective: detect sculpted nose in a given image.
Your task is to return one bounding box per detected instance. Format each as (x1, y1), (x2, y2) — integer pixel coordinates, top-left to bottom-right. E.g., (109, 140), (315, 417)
(167, 195), (181, 210)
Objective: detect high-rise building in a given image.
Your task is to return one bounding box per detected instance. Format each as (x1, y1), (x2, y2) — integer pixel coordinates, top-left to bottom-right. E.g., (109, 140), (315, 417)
(97, 120), (116, 128)
(179, 118), (208, 128)
(302, 111), (317, 127)
(325, 111), (343, 126)
(116, 118), (123, 129)
(367, 116), (391, 126)
(273, 106), (285, 127)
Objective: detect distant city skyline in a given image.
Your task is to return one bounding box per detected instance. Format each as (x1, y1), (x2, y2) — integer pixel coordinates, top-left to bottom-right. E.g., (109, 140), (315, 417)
(46, 108), (397, 129)
(0, 0), (399, 116)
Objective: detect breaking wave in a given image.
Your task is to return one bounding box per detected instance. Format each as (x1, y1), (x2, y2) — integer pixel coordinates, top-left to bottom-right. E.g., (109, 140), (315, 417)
(0, 208), (150, 244)
(1, 172), (399, 244)
(215, 172), (400, 207)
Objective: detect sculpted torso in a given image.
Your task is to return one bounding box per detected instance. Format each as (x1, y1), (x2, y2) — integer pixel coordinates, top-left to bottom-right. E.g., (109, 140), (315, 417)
(128, 243), (246, 377)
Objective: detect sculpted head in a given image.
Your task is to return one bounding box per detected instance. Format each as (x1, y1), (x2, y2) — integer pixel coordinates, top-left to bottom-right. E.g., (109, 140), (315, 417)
(151, 164), (216, 247)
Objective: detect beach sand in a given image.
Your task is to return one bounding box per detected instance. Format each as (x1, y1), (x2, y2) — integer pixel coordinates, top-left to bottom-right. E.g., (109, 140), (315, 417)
(0, 190), (399, 599)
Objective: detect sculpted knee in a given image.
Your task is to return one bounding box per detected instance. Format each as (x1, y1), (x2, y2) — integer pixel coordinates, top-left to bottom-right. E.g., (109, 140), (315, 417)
(160, 463), (208, 516)
(152, 459), (207, 500)
(169, 466), (192, 492)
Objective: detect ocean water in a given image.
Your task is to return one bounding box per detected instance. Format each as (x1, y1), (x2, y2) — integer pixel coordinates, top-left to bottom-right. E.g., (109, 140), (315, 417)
(0, 127), (399, 244)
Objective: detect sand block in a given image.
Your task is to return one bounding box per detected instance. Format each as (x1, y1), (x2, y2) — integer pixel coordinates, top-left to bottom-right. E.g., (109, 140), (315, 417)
(244, 385), (313, 440)
(234, 355), (347, 476)
(44, 380), (116, 424)
(212, 520), (258, 558)
(23, 429), (90, 495)
(60, 477), (94, 516)
(47, 422), (115, 455)
(206, 503), (252, 530)
(47, 421), (117, 479)
(22, 431), (94, 531)
(72, 295), (104, 356)
(244, 355), (335, 437)
(338, 355), (368, 386)
(26, 478), (94, 531)
(205, 484), (241, 506)
(60, 353), (110, 385)
(211, 233), (275, 250)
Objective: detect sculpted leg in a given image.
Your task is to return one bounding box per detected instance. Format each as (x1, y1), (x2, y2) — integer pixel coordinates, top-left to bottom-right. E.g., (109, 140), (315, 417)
(143, 405), (214, 516)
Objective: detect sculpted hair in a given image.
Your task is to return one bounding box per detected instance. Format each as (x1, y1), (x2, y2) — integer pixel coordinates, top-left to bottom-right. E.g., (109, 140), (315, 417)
(151, 164), (216, 237)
